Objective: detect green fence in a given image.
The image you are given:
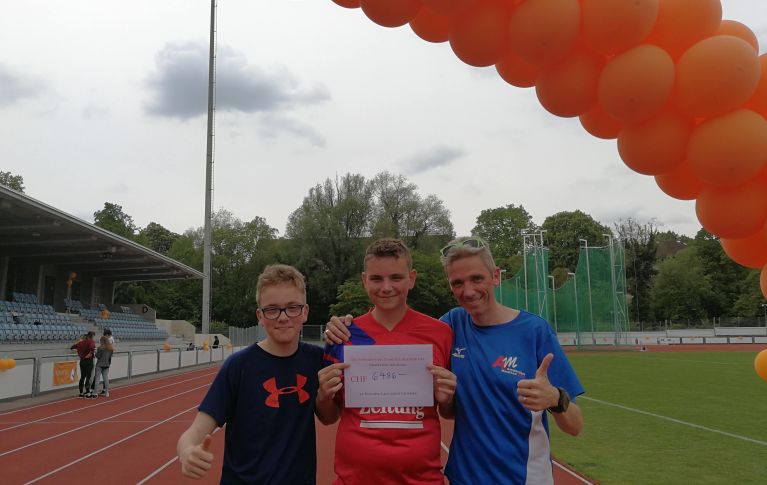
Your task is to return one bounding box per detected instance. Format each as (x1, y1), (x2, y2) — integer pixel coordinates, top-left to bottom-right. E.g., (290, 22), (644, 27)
(496, 240), (629, 346)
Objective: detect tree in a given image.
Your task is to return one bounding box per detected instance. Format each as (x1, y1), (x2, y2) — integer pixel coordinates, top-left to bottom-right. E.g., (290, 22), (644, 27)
(371, 172), (454, 249)
(613, 218), (660, 323)
(472, 204), (535, 261)
(286, 174), (375, 319)
(541, 210), (611, 272)
(689, 229), (749, 317)
(0, 171), (24, 192)
(93, 202), (137, 239)
(136, 222), (179, 254)
(650, 247), (714, 323)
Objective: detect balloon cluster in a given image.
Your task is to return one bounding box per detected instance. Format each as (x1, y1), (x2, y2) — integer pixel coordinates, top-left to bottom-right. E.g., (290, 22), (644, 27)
(163, 342), (171, 352)
(202, 341), (210, 351)
(0, 358), (17, 371)
(332, 0), (767, 298)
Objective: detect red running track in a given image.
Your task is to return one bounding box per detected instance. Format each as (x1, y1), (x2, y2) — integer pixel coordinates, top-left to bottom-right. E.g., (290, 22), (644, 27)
(0, 365), (592, 485)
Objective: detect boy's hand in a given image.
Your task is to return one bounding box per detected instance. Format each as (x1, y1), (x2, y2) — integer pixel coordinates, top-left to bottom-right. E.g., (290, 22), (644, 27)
(428, 364), (456, 406)
(318, 363), (350, 402)
(323, 315), (353, 344)
(179, 434), (214, 479)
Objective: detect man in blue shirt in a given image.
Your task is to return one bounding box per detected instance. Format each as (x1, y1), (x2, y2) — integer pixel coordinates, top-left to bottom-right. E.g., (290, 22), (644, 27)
(439, 236), (584, 485)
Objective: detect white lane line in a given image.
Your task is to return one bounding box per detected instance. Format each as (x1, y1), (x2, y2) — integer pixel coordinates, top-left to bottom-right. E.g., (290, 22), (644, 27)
(23, 405), (199, 485)
(0, 371), (217, 432)
(581, 396), (767, 446)
(0, 384), (209, 458)
(552, 461), (594, 484)
(135, 427), (223, 485)
(0, 366), (220, 417)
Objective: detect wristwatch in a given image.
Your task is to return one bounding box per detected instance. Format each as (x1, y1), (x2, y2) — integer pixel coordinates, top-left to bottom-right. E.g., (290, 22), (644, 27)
(548, 387), (570, 413)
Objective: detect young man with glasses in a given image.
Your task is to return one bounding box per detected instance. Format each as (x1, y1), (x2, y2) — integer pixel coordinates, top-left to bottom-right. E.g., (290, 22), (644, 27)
(318, 238), (456, 485)
(177, 264), (327, 483)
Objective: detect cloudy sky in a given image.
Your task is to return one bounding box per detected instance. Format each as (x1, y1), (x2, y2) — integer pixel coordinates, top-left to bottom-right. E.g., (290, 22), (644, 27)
(1, 0), (766, 241)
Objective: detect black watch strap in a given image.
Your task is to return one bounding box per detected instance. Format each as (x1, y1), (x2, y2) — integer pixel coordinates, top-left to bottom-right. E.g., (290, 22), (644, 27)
(547, 387), (570, 414)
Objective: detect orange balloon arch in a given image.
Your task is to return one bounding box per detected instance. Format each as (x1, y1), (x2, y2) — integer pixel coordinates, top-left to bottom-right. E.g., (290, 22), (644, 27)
(331, 0), (767, 300)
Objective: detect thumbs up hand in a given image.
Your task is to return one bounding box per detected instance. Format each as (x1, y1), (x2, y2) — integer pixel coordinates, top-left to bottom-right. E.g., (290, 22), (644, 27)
(180, 434), (215, 479)
(516, 353), (560, 412)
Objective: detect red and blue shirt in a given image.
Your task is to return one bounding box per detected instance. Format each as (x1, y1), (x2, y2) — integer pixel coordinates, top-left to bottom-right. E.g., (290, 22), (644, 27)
(324, 308), (453, 485)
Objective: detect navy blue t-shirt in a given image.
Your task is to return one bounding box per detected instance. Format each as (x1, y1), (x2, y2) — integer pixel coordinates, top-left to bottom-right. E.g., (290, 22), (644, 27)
(199, 342), (325, 484)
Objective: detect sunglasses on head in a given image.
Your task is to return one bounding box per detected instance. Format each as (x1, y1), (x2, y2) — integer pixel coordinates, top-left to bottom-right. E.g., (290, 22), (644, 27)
(440, 238), (486, 258)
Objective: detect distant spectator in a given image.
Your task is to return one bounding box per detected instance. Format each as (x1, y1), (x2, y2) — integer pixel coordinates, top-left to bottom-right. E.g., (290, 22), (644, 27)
(93, 330), (114, 398)
(71, 331), (96, 398)
(104, 327), (115, 345)
(100, 308), (111, 320)
(187, 342), (196, 351)
(212, 336), (220, 349)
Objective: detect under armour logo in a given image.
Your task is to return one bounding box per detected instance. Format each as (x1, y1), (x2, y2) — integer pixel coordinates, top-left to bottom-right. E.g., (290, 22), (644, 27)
(263, 374), (310, 408)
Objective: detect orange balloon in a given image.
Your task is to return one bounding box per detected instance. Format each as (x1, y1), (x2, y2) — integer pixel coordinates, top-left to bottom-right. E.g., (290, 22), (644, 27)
(645, 0), (721, 59)
(495, 50), (541, 88)
(761, 265), (767, 300)
(598, 44), (674, 124)
(617, 110), (692, 175)
(579, 104), (623, 139)
(449, 1), (512, 67)
(655, 160), (705, 200)
(421, 0), (477, 17)
(332, 0), (361, 8)
(696, 177), (767, 239)
(582, 0), (659, 55)
(410, 7), (450, 43)
(535, 49), (603, 118)
(745, 55), (767, 119)
(716, 20), (759, 52)
(687, 109), (767, 188)
(721, 222), (767, 269)
(360, 0), (422, 28)
(756, 349), (767, 383)
(509, 0), (580, 65)
(674, 35), (760, 118)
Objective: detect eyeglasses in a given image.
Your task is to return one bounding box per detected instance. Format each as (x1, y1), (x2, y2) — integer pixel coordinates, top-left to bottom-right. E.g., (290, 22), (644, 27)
(440, 238), (486, 258)
(259, 304), (305, 320)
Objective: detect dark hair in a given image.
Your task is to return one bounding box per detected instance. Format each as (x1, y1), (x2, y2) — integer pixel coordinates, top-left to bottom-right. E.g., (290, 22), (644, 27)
(87, 331), (95, 338)
(103, 328), (112, 336)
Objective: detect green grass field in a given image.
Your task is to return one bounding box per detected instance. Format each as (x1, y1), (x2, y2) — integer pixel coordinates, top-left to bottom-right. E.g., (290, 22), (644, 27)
(549, 351), (767, 484)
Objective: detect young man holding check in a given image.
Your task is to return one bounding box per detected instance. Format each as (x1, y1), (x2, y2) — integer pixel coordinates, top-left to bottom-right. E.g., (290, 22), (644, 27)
(318, 238), (455, 485)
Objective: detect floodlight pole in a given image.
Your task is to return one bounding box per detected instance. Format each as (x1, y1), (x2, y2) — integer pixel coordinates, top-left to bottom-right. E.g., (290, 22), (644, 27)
(201, 0), (217, 335)
(579, 238), (594, 334)
(568, 272), (580, 347)
(499, 269), (507, 305)
(549, 275), (557, 333)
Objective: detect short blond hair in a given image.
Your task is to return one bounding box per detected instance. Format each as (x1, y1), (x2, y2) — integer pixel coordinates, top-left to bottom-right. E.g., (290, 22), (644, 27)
(441, 236), (496, 273)
(256, 264), (306, 305)
(364, 238), (413, 270)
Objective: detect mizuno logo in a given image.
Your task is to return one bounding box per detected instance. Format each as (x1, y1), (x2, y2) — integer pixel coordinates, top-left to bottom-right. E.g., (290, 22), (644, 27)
(262, 374), (310, 408)
(452, 347), (467, 358)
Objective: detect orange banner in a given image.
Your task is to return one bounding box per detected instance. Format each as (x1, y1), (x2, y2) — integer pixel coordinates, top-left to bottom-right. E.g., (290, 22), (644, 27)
(53, 361), (78, 386)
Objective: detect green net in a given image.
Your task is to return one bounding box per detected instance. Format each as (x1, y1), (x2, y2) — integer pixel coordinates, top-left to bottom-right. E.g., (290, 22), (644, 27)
(495, 241), (629, 346)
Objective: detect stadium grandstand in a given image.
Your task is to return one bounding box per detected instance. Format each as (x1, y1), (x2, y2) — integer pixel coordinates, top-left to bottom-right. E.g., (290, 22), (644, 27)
(0, 184), (203, 350)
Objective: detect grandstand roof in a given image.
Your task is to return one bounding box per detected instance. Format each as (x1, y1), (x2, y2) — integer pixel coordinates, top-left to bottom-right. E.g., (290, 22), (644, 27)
(0, 185), (204, 281)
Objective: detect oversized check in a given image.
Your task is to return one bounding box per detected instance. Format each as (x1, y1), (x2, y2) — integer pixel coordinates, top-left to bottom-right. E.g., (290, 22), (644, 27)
(343, 344), (433, 408)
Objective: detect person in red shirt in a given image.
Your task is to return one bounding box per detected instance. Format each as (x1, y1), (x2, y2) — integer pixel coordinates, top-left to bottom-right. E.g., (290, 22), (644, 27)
(317, 239), (456, 485)
(70, 331), (96, 398)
